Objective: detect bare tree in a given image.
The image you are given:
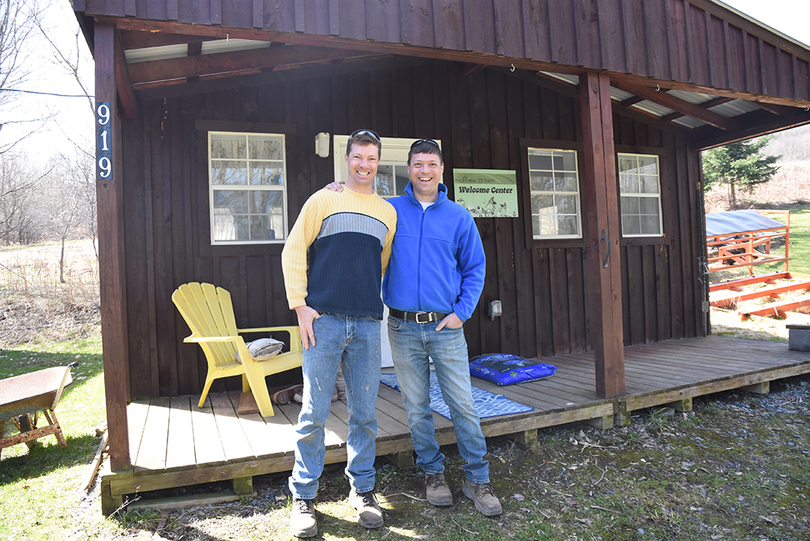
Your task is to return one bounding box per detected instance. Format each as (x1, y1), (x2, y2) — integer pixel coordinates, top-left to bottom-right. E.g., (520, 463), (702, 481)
(0, 0), (49, 154)
(0, 152), (51, 244)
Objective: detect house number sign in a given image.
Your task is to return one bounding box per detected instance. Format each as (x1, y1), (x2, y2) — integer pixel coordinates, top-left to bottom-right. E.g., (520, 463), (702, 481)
(96, 101), (112, 181)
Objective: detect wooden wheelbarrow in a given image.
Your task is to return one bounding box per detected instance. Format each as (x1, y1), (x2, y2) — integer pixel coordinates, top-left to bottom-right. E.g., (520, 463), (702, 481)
(0, 362), (78, 458)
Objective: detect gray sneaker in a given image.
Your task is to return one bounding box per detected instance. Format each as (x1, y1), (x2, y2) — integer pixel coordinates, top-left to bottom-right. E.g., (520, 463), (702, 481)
(349, 489), (384, 529)
(425, 473), (453, 506)
(462, 481), (503, 516)
(290, 498), (318, 538)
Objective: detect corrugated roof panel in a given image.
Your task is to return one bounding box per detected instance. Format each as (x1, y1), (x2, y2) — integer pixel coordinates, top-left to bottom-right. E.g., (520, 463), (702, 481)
(201, 39), (271, 55)
(667, 89), (717, 104)
(632, 100), (675, 117)
(710, 99), (760, 117)
(125, 44), (188, 63)
(672, 116), (706, 128)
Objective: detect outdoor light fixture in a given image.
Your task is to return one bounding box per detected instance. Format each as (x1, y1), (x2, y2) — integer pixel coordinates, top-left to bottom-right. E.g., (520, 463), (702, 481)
(488, 300), (502, 321)
(315, 132), (330, 158)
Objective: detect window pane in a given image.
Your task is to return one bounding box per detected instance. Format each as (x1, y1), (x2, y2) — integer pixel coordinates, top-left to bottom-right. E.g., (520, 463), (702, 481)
(531, 173), (554, 191)
(618, 156), (636, 173)
(641, 175), (659, 194)
(558, 215), (578, 236)
(375, 165), (395, 197)
(248, 135), (283, 160)
(556, 174), (578, 192)
(621, 196), (640, 215)
(539, 212), (556, 236)
(640, 197), (660, 214)
(211, 133), (246, 159)
(556, 194), (578, 214)
(395, 166), (410, 195)
(214, 190), (248, 213)
(641, 215), (661, 235)
(638, 155), (658, 174)
(529, 152), (553, 170)
(531, 194), (553, 214)
(619, 173), (639, 193)
(532, 215), (541, 237)
(212, 161), (248, 185)
(250, 215), (271, 240)
(560, 151), (577, 171)
(622, 215), (641, 235)
(250, 163), (283, 185)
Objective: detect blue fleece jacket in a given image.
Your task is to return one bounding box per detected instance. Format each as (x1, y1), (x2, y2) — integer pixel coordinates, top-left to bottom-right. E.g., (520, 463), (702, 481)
(383, 183), (486, 321)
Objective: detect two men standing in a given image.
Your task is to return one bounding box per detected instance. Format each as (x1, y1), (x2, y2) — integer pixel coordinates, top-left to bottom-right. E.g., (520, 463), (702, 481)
(281, 132), (500, 538)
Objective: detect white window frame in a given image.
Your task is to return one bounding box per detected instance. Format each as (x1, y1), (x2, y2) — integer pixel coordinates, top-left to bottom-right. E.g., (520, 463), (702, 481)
(618, 153), (664, 238)
(527, 147), (583, 239)
(208, 131), (288, 245)
(333, 135), (442, 199)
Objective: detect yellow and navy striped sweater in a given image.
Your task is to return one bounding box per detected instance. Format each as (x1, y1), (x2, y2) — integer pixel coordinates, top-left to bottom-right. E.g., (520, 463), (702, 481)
(282, 187), (397, 319)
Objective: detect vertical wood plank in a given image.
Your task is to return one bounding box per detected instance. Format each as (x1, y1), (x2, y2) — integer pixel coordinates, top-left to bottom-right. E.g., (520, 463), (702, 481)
(523, 0), (552, 61)
(95, 23), (131, 471)
(579, 71), (624, 398)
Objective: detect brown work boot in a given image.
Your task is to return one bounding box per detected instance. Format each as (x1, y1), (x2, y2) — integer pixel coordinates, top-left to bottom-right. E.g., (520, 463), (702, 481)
(349, 489), (384, 529)
(462, 480), (503, 517)
(290, 498), (318, 538)
(425, 472), (453, 506)
(272, 385), (303, 405)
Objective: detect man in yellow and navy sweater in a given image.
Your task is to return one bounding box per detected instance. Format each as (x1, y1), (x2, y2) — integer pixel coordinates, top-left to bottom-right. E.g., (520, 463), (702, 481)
(281, 129), (397, 538)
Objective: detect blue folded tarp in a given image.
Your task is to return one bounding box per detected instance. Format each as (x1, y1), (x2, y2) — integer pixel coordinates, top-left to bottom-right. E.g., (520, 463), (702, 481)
(705, 209), (784, 237)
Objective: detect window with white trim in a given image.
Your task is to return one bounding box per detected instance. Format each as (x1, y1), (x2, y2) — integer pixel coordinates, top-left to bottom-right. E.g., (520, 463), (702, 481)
(528, 148), (582, 238)
(618, 153), (663, 237)
(333, 136), (441, 199)
(208, 132), (288, 244)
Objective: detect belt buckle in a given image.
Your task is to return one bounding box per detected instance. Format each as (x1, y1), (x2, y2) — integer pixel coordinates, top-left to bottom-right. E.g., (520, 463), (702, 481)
(415, 311), (432, 324)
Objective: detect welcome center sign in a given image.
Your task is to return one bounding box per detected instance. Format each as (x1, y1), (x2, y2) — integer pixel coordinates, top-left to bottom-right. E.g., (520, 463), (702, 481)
(452, 169), (518, 218)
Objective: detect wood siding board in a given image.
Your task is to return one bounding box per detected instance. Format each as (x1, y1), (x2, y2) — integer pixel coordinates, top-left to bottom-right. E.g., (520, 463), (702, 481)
(634, 120), (648, 147)
(665, 0), (687, 82)
(370, 70), (393, 136)
(598, 0), (625, 73)
(506, 81), (536, 357)
(410, 66), (433, 137)
(338, 0), (366, 40)
(667, 134), (685, 339)
(494, 0), (525, 58)
(532, 249), (554, 357)
(621, 0), (645, 77)
(549, 248), (571, 355)
(547, 0), (577, 65)
(705, 12), (724, 89)
(366, 0), (400, 42)
(778, 50), (795, 99)
(620, 246), (631, 342)
(462, 0), (495, 54)
(220, 0), (252, 28)
(566, 248), (586, 352)
(676, 137), (695, 338)
(656, 245), (672, 341)
(400, 0), (434, 46)
(432, 0), (465, 51)
(725, 23), (745, 91)
(523, 0), (552, 61)
(795, 57), (809, 102)
(642, 245), (658, 343)
(689, 150), (707, 337)
(210, 0), (221, 25)
(155, 98), (178, 397)
(487, 70), (517, 354)
(626, 245), (645, 345)
(123, 114), (152, 399)
(539, 87), (560, 140)
(743, 31), (761, 95)
(643, 0), (667, 79)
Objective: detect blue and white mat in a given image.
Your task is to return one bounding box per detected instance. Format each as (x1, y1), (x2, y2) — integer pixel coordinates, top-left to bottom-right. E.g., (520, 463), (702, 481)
(380, 371), (534, 420)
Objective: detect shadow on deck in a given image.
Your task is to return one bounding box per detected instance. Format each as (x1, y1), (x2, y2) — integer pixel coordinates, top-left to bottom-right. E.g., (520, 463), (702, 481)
(100, 335), (810, 514)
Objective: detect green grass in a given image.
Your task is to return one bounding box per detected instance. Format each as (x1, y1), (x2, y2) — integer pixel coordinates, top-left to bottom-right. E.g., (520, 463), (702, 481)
(0, 337), (108, 541)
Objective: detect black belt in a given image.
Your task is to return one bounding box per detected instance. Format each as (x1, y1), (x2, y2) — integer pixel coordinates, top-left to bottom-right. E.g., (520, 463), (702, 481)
(388, 308), (448, 323)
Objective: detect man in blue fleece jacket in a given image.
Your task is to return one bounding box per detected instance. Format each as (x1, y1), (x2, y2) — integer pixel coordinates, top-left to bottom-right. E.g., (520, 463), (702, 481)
(384, 139), (501, 517)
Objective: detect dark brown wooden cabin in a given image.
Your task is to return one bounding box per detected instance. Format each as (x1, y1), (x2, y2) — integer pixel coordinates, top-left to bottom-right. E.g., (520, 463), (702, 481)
(73, 0), (810, 474)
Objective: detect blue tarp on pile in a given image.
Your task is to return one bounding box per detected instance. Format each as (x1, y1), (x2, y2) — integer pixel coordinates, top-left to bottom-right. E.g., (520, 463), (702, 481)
(705, 209), (785, 237)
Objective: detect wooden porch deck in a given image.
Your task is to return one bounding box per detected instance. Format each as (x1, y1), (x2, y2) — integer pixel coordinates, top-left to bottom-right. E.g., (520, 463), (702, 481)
(100, 336), (810, 513)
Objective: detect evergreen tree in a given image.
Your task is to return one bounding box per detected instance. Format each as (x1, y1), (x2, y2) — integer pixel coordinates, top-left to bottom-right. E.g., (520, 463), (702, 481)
(702, 136), (780, 209)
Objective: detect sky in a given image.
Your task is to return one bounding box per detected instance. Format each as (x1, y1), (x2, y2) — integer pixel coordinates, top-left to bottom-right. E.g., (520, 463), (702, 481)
(2, 0), (810, 161)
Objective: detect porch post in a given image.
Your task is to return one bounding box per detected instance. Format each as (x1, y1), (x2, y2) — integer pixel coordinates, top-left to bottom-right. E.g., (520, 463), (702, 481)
(95, 23), (131, 470)
(579, 71), (625, 398)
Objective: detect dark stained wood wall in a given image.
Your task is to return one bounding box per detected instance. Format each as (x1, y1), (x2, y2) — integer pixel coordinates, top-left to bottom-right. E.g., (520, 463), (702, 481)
(120, 62), (706, 400)
(78, 0), (810, 104)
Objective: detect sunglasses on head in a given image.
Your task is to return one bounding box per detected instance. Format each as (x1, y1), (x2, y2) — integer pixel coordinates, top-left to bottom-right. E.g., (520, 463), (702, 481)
(350, 129), (381, 144)
(411, 138), (440, 149)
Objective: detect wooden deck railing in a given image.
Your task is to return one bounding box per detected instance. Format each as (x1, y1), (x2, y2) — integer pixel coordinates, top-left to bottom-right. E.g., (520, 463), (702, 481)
(706, 210), (790, 275)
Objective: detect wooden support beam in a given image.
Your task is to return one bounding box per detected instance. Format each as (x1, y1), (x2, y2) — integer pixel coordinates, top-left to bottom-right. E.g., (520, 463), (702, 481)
(510, 429), (538, 447)
(579, 71), (625, 399)
(113, 30), (139, 119)
(386, 451), (415, 469)
(583, 416), (614, 430)
(95, 23), (131, 472)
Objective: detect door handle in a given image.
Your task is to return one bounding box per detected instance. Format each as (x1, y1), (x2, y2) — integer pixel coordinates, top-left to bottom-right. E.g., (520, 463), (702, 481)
(602, 229), (610, 268)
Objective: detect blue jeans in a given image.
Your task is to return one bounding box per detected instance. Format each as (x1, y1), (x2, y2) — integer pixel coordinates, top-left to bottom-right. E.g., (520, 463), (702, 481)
(289, 313), (381, 499)
(387, 316), (490, 483)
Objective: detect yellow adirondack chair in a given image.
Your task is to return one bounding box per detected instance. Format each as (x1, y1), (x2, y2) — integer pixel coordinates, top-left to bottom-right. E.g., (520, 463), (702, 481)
(172, 282), (303, 417)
